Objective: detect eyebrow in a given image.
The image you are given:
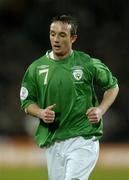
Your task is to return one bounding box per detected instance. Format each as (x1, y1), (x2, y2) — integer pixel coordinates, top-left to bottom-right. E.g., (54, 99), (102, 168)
(50, 30), (67, 35)
(50, 30), (55, 33)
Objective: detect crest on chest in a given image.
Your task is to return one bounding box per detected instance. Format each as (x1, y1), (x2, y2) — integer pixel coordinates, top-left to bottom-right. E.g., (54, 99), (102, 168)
(71, 66), (84, 83)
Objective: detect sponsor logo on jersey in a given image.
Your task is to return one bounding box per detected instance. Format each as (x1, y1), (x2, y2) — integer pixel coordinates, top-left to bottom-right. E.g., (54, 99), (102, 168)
(20, 87), (28, 100)
(72, 66), (84, 83)
(37, 65), (49, 69)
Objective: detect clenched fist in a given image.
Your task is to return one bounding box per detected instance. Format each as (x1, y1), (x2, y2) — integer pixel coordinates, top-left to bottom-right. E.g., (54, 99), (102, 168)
(86, 107), (103, 124)
(38, 104), (56, 123)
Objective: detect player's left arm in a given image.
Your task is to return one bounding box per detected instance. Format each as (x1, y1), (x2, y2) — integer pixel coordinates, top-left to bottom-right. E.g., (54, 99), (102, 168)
(86, 85), (119, 124)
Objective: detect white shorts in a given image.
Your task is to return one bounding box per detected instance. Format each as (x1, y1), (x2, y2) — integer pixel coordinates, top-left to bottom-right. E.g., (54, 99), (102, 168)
(46, 136), (99, 180)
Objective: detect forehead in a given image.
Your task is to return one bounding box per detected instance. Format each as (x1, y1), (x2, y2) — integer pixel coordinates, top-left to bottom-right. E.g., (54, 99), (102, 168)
(50, 21), (71, 33)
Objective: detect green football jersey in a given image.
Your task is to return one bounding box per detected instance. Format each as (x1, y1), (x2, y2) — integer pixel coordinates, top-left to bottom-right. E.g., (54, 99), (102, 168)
(20, 50), (118, 147)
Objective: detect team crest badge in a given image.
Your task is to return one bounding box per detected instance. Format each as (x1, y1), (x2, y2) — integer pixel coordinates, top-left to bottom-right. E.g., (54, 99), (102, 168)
(72, 69), (83, 81)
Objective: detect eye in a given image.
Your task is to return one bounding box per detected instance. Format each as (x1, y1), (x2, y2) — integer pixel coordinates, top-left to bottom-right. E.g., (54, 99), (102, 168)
(60, 33), (66, 38)
(50, 31), (55, 36)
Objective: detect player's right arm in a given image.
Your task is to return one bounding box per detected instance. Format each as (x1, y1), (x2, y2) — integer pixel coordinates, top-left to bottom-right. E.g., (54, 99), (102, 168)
(20, 63), (56, 124)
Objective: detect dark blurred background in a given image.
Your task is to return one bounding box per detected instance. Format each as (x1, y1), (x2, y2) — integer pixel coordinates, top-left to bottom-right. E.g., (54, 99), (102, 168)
(0, 0), (129, 143)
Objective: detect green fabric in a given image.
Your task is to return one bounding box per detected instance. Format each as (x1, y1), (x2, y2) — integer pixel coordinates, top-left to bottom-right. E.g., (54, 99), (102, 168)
(20, 50), (118, 147)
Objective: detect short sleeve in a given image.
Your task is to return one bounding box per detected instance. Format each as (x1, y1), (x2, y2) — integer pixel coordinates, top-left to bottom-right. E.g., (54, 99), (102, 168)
(20, 65), (37, 109)
(92, 58), (118, 91)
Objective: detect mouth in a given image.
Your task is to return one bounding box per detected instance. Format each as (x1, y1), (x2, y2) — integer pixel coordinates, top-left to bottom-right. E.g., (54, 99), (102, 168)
(53, 45), (61, 50)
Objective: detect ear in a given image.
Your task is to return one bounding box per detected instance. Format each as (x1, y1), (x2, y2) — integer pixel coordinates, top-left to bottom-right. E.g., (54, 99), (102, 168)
(71, 35), (77, 43)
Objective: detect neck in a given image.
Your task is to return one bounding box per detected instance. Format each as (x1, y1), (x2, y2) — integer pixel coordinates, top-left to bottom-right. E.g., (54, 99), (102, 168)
(49, 50), (73, 60)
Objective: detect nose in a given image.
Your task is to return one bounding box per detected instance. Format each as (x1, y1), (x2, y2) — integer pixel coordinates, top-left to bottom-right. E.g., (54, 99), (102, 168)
(54, 35), (59, 42)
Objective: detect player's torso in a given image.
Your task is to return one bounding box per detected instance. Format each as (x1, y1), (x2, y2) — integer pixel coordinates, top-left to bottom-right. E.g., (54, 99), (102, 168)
(32, 51), (103, 146)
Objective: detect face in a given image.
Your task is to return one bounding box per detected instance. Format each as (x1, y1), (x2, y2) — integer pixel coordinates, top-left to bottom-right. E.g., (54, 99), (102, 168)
(49, 21), (77, 59)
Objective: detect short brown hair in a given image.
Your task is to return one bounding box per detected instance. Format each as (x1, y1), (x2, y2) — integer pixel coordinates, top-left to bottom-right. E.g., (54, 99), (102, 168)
(51, 14), (78, 36)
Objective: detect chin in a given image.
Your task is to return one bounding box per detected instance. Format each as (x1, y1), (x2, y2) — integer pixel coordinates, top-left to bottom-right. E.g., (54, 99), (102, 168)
(54, 51), (64, 56)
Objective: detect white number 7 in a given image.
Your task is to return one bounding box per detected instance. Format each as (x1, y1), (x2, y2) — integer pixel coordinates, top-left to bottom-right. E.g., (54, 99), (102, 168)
(39, 68), (49, 85)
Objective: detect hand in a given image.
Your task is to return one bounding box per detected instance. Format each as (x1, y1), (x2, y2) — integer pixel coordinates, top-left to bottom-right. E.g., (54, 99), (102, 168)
(86, 107), (103, 124)
(38, 104), (56, 123)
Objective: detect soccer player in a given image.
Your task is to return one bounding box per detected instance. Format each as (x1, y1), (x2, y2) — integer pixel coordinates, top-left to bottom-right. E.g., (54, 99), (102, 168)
(20, 15), (119, 180)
